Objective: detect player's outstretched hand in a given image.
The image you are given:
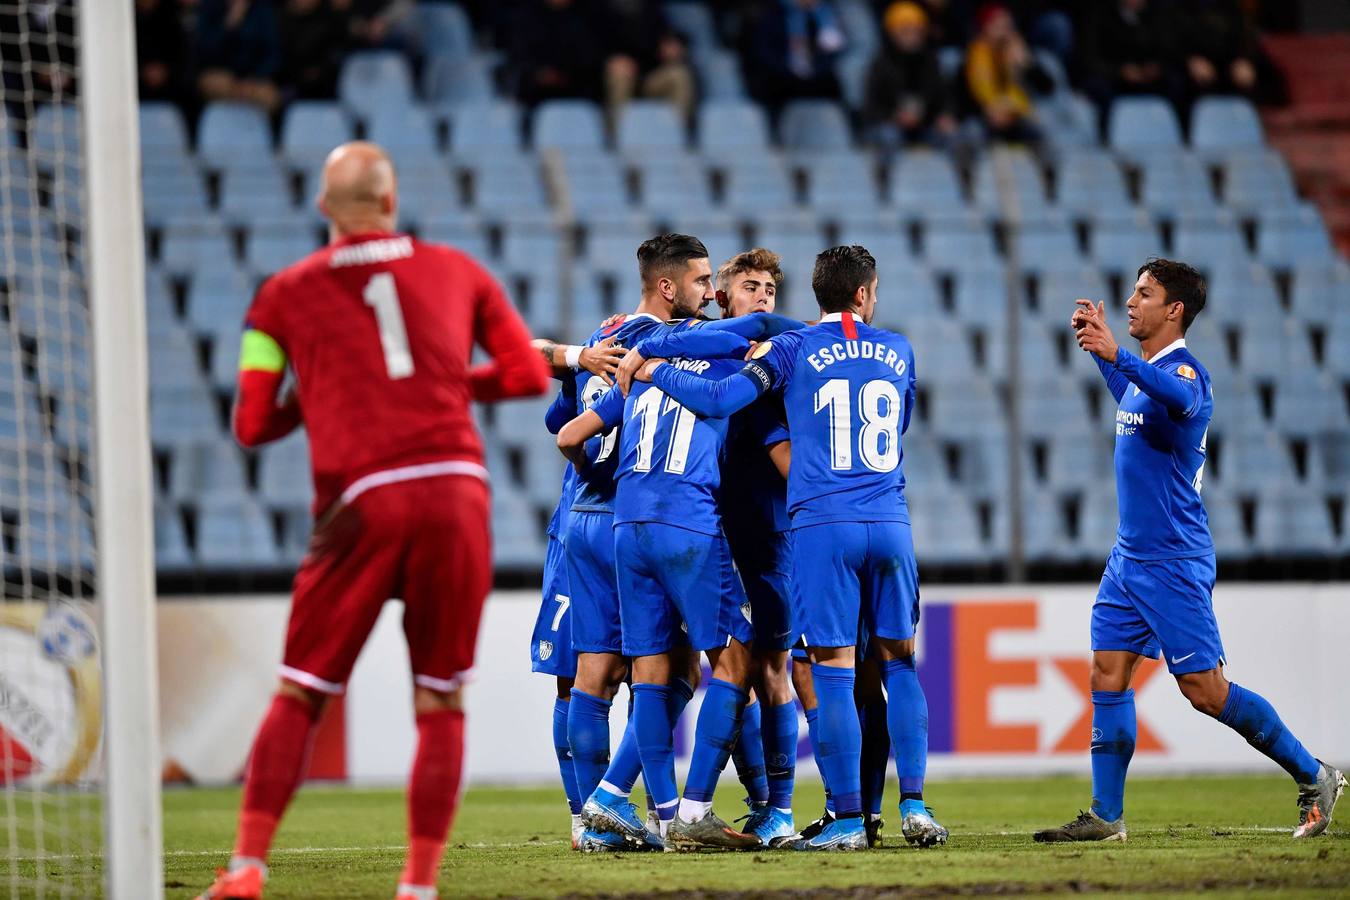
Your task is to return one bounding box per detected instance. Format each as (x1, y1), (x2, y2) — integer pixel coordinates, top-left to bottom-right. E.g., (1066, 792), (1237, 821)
(634, 358), (667, 384)
(617, 346), (647, 396)
(1073, 300), (1119, 364)
(580, 337), (625, 384)
(1070, 298), (1097, 333)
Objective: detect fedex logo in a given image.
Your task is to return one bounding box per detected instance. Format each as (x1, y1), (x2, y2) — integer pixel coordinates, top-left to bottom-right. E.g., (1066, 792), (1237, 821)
(918, 600), (1165, 754)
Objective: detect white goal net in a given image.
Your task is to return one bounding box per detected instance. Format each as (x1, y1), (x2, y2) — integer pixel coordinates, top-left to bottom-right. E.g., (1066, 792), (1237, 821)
(1, 2), (161, 897)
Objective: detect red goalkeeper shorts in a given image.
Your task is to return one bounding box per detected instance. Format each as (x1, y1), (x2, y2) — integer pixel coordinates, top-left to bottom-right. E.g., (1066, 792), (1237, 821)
(279, 471), (491, 695)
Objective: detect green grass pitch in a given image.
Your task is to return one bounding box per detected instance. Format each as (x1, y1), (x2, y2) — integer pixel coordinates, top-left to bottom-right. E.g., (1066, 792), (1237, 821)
(155, 775), (1347, 898)
(8, 775), (1349, 897)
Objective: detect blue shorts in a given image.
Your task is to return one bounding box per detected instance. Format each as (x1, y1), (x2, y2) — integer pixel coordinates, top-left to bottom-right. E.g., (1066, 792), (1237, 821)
(728, 527), (795, 652)
(530, 533), (578, 677)
(1092, 547), (1224, 675)
(565, 510), (622, 655)
(791, 520), (920, 649)
(614, 522), (754, 656)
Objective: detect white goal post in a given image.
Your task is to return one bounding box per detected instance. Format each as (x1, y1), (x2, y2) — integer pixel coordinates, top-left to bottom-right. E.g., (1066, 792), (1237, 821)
(79, 1), (164, 897)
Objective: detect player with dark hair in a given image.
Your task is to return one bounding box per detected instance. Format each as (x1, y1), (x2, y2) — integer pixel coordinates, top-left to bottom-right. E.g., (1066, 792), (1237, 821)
(196, 142), (550, 900)
(562, 234), (714, 852)
(1034, 259), (1344, 843)
(628, 245), (946, 851)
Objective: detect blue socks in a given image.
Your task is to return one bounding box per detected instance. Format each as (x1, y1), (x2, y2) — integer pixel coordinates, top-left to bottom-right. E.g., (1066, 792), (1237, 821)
(567, 689), (612, 803)
(684, 679), (748, 803)
(732, 700), (770, 805)
(805, 705), (834, 814)
(763, 701), (799, 811)
(812, 664), (862, 817)
(598, 696), (643, 797)
(859, 692), (890, 816)
(1219, 682), (1320, 784)
(883, 656), (928, 800)
(633, 683), (679, 821)
(1089, 689), (1135, 822)
(552, 697), (582, 815)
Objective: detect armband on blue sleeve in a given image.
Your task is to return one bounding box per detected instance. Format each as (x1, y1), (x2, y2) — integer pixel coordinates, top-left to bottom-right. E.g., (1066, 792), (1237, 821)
(651, 362), (767, 419)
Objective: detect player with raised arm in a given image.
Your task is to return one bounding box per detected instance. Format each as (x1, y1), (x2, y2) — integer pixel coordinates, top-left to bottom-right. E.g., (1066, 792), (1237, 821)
(632, 246), (946, 851)
(195, 143), (550, 900)
(1034, 260), (1345, 843)
(562, 235), (714, 851)
(557, 340), (761, 853)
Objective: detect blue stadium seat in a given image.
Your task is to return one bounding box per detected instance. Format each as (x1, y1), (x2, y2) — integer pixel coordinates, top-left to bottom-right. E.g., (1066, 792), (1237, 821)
(149, 384), (222, 447)
(561, 153), (630, 216)
(140, 102), (190, 156)
(778, 100), (851, 152)
(169, 441), (250, 502)
(490, 482), (545, 569)
(888, 151), (964, 216)
(469, 157), (549, 215)
(366, 105), (443, 166)
(155, 503), (193, 570)
(909, 334), (980, 398)
(869, 262), (942, 331)
(1256, 204), (1335, 268)
(1253, 488), (1337, 556)
(616, 100), (687, 154)
(664, 2), (716, 50)
(1205, 493), (1250, 559)
(1206, 375), (1268, 439)
(803, 150), (880, 214)
(1289, 259), (1350, 326)
(1017, 379), (1093, 439)
(1327, 318), (1350, 380)
(665, 213), (740, 276)
(1272, 371), (1349, 438)
(583, 215), (653, 272)
(158, 218), (236, 278)
(1172, 209), (1249, 271)
(636, 154), (713, 210)
(954, 433), (1011, 500)
(280, 101), (354, 171)
(196, 102), (273, 170)
(1204, 261), (1283, 329)
(1310, 433), (1350, 490)
(1107, 96), (1182, 154)
(694, 50), (747, 100)
(922, 214), (998, 269)
(421, 52), (493, 104)
(208, 322), (244, 390)
(1136, 150), (1216, 218)
(1222, 150), (1298, 213)
(1020, 490), (1075, 563)
(1010, 212), (1082, 273)
(697, 100), (771, 160)
(972, 149), (1048, 216)
(1232, 317), (1303, 384)
(1055, 150), (1130, 216)
(18, 502), (95, 572)
(388, 162), (460, 226)
(1191, 96), (1264, 154)
(28, 103), (80, 168)
(142, 166), (210, 226)
(722, 157), (797, 214)
(1035, 266), (1109, 323)
(950, 263), (1008, 322)
(195, 497), (282, 567)
(418, 216), (490, 260)
(501, 221), (562, 278)
(447, 101), (524, 158)
(1217, 431), (1296, 488)
(1088, 210), (1165, 276)
(418, 2), (474, 56)
(0, 381), (48, 445)
(257, 431), (313, 509)
(834, 50), (873, 112)
(243, 218), (323, 277)
(909, 490), (986, 563)
(148, 324), (202, 391)
(533, 100), (606, 150)
(338, 51), (415, 120)
(218, 165), (295, 223)
(1038, 93), (1100, 151)
(186, 269), (253, 342)
(1042, 433), (1113, 495)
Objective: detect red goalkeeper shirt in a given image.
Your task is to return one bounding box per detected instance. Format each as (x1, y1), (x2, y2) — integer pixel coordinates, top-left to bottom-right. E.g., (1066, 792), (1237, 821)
(233, 231), (549, 514)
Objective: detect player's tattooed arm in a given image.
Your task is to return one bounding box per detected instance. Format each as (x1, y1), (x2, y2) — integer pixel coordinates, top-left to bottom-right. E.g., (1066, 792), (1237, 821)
(531, 337), (625, 383)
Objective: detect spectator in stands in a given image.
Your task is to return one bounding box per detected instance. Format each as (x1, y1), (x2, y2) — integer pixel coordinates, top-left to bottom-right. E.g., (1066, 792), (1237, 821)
(339, 0), (421, 57)
(863, 2), (956, 153)
(742, 0), (848, 114)
(1176, 0), (1262, 102)
(0, 0), (76, 110)
(964, 3), (1044, 143)
(509, 0), (605, 107)
(280, 0), (350, 101)
(196, 0), (283, 113)
(136, 0), (188, 104)
(1078, 0), (1182, 117)
(597, 0), (696, 128)
(1009, 0), (1076, 73)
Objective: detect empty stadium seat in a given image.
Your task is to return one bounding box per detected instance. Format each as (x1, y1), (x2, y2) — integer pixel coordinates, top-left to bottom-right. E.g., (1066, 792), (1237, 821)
(616, 100), (687, 153)
(142, 165), (210, 225)
(366, 105), (443, 166)
(388, 162), (461, 226)
(1223, 150), (1299, 213)
(803, 150), (881, 213)
(926, 377), (1002, 440)
(139, 102), (191, 156)
(218, 165), (296, 222)
(469, 156), (549, 215)
(257, 431), (313, 509)
(533, 100), (606, 150)
(169, 441), (250, 502)
(149, 384), (223, 447)
(243, 217), (323, 277)
(338, 51), (415, 120)
(421, 53), (493, 104)
(419, 216), (491, 260)
(722, 157), (797, 214)
(1254, 489), (1337, 556)
(1190, 96), (1264, 153)
(694, 50), (747, 100)
(1055, 150), (1130, 216)
(1204, 261), (1283, 328)
(909, 490), (987, 563)
(1010, 212), (1083, 273)
(1271, 371), (1349, 438)
(197, 102), (273, 169)
(636, 154), (713, 210)
(1088, 210), (1165, 276)
(778, 99), (851, 152)
(185, 269), (254, 342)
(888, 151), (964, 215)
(158, 218), (237, 278)
(561, 153), (631, 216)
(697, 100), (771, 160)
(1136, 150), (1217, 217)
(195, 497), (282, 567)
(972, 149), (1049, 216)
(418, 2), (474, 56)
(280, 102), (354, 171)
(922, 215), (998, 269)
(1107, 96), (1183, 153)
(155, 503), (193, 570)
(1172, 209), (1249, 271)
(447, 101), (524, 157)
(28, 103), (80, 167)
(1256, 204), (1335, 268)
(1289, 259), (1350, 326)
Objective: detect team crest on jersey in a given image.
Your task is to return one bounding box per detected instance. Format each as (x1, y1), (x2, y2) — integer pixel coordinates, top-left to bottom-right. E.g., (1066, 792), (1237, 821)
(740, 601), (753, 624)
(1177, 364), (1197, 380)
(538, 640), (554, 661)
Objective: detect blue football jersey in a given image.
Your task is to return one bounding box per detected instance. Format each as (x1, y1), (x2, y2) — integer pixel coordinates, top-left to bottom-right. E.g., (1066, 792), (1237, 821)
(721, 396), (791, 536)
(569, 313), (668, 514)
(546, 464), (577, 539)
(1105, 341), (1214, 560)
(592, 356), (745, 536)
(753, 312), (916, 527)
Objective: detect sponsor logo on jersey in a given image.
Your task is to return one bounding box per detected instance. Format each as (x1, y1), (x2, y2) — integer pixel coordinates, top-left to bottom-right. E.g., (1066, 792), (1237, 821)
(673, 358), (712, 374)
(1115, 409), (1143, 436)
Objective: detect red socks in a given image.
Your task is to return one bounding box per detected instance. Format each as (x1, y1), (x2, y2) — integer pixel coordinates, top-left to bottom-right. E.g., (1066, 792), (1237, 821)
(400, 709), (465, 887)
(235, 693), (320, 861)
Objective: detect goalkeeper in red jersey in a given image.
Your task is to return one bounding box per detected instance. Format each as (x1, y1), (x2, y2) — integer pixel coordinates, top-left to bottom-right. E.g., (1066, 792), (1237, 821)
(195, 142), (549, 900)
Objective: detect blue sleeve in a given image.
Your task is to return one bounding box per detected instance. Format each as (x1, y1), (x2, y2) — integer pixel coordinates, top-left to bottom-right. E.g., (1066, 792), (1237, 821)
(637, 313), (804, 361)
(1114, 349), (1203, 418)
(544, 381), (576, 434)
(592, 385), (626, 429)
(764, 422), (789, 445)
(1093, 354), (1131, 404)
(902, 352), (916, 435)
(651, 364), (768, 419)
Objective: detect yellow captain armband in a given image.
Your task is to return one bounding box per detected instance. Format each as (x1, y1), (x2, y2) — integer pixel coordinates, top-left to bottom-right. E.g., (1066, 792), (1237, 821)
(239, 329), (287, 373)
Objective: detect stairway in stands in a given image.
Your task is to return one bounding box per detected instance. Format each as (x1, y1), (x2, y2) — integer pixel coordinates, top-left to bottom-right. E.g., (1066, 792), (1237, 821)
(1262, 34), (1350, 258)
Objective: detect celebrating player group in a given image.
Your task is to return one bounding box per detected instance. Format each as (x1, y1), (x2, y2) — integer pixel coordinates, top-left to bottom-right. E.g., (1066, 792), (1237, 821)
(532, 235), (1346, 855)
